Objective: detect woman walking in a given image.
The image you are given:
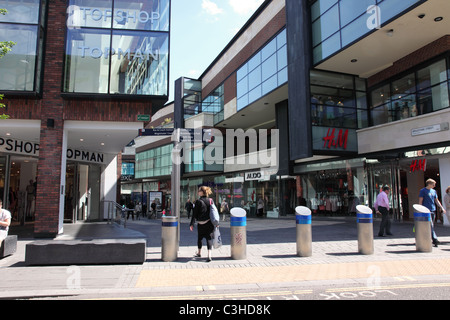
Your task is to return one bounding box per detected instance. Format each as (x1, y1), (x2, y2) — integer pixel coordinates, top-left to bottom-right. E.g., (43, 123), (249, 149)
(190, 186), (215, 262)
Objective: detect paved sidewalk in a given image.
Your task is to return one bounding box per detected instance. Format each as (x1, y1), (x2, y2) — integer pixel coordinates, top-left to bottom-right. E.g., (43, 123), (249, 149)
(2, 215), (450, 299)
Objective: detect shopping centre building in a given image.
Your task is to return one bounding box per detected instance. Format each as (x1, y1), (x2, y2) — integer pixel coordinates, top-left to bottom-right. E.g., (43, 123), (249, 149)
(0, 0), (170, 237)
(128, 0), (449, 222)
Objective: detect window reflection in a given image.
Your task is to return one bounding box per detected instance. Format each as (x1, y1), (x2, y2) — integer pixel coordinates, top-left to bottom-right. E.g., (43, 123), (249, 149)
(236, 28), (287, 111)
(369, 58), (450, 126)
(0, 0), (40, 24)
(111, 31), (168, 95)
(64, 0), (169, 96)
(0, 24), (38, 91)
(310, 70), (366, 129)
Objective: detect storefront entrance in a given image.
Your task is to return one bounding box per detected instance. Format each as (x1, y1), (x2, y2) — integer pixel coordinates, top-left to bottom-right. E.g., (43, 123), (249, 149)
(64, 162), (101, 223)
(0, 154), (38, 225)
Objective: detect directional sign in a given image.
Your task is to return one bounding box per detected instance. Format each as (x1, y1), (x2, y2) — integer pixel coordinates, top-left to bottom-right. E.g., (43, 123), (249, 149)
(137, 114), (151, 121)
(139, 128), (174, 136)
(138, 128), (213, 142)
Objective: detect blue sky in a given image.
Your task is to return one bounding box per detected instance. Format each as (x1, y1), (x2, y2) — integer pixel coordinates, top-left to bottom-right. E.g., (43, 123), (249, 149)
(168, 0), (265, 101)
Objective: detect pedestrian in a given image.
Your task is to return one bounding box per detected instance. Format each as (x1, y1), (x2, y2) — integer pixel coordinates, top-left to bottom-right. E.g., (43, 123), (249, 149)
(257, 198), (264, 217)
(419, 179), (446, 247)
(185, 198), (193, 219)
(135, 202), (142, 220)
(0, 199), (12, 247)
(442, 186), (450, 225)
(150, 200), (156, 219)
(189, 186), (215, 262)
(220, 199), (229, 221)
(374, 186), (392, 237)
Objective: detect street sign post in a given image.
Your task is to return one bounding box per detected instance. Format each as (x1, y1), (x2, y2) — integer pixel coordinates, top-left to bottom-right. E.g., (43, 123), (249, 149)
(137, 114), (151, 121)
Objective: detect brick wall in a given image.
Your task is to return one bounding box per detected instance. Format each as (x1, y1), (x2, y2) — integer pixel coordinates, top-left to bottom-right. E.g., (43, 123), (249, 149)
(3, 0), (154, 237)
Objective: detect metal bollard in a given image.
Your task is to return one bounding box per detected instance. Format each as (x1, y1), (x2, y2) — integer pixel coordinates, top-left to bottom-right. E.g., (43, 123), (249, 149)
(161, 216), (178, 262)
(413, 204), (432, 252)
(230, 208), (247, 260)
(295, 206), (312, 257)
(356, 205), (374, 255)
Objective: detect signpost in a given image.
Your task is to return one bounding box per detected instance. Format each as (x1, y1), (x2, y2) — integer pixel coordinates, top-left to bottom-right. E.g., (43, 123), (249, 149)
(137, 114), (151, 121)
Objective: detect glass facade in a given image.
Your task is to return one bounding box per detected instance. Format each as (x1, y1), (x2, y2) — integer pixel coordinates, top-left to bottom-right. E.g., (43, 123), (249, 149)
(64, 0), (169, 96)
(135, 143), (173, 179)
(295, 158), (367, 216)
(311, 0), (423, 64)
(236, 28), (287, 111)
(0, 0), (46, 92)
(180, 174), (296, 218)
(370, 57), (450, 126)
(311, 69), (368, 129)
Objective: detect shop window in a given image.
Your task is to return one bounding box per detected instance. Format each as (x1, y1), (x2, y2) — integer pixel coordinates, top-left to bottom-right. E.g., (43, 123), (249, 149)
(369, 57), (450, 126)
(0, 0), (46, 92)
(310, 69), (367, 129)
(63, 0), (169, 96)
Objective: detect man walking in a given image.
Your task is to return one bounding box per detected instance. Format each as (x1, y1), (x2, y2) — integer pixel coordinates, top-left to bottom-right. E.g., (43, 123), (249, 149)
(375, 186), (392, 237)
(419, 179), (446, 247)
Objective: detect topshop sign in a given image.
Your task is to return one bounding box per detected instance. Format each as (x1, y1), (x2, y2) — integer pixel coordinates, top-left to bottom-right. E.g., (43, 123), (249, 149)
(67, 6), (161, 29)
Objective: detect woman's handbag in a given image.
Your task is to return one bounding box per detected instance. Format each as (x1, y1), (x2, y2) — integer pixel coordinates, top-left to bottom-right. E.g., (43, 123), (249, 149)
(213, 226), (222, 249)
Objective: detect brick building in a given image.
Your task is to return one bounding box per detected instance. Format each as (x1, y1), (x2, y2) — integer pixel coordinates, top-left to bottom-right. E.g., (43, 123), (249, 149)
(0, 0), (170, 237)
(135, 0), (449, 222)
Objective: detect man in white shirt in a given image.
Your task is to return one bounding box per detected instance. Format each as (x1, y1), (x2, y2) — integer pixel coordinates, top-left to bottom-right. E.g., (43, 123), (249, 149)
(375, 186), (392, 237)
(0, 199), (12, 246)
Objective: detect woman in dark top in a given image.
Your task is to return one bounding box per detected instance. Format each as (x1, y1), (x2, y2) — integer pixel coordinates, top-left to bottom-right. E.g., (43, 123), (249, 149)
(190, 186), (215, 262)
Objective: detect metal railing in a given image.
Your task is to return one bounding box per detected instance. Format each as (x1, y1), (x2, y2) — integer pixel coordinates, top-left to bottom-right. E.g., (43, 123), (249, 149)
(103, 200), (134, 228)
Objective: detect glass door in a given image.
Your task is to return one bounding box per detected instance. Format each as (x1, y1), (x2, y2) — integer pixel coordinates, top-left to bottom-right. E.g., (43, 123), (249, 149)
(65, 163), (101, 222)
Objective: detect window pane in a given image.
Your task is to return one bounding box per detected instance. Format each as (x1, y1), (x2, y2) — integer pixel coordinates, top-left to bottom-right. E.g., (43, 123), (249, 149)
(236, 63), (247, 82)
(0, 24), (37, 91)
(262, 53), (277, 81)
(261, 37), (276, 61)
(371, 84), (391, 108)
(110, 30), (168, 95)
(313, 32), (341, 64)
(248, 51), (261, 72)
(417, 59), (447, 90)
(311, 0), (338, 21)
(64, 29), (111, 93)
(262, 74), (277, 96)
(392, 73), (415, 99)
(236, 77), (248, 98)
(371, 104), (390, 126)
(418, 82), (449, 113)
(276, 29), (286, 49)
(277, 45), (287, 69)
(248, 65), (261, 90)
(0, 0), (40, 24)
(312, 3), (339, 47)
(113, 0), (170, 31)
(339, 0), (376, 27)
(67, 0), (113, 28)
(391, 94), (416, 120)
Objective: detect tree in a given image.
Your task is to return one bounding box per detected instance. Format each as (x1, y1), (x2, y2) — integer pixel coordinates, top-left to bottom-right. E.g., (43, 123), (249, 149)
(0, 9), (16, 119)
